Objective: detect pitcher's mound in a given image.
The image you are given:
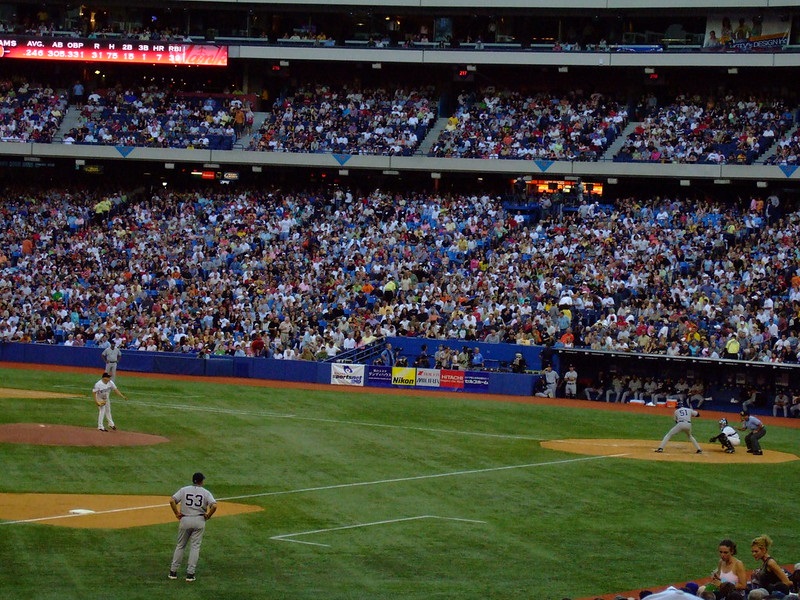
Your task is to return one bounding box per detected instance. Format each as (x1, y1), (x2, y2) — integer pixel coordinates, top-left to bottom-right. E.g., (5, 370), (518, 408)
(0, 423), (168, 447)
(542, 438), (798, 463)
(0, 387), (78, 399)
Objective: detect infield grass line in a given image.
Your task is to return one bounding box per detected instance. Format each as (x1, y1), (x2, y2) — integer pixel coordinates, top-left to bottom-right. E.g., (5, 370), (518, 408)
(127, 399), (546, 441)
(271, 515), (488, 547)
(0, 454), (626, 527)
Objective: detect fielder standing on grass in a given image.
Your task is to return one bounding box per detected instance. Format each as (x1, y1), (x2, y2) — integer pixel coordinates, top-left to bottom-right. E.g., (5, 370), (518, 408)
(92, 371), (126, 432)
(655, 402), (703, 454)
(101, 341), (122, 379)
(169, 472), (217, 582)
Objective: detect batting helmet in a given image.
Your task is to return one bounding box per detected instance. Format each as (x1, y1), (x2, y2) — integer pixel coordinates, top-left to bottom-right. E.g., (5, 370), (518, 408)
(719, 418), (728, 427)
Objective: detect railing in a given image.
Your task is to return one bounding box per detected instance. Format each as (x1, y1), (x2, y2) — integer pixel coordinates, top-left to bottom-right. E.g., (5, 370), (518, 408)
(323, 340), (384, 365)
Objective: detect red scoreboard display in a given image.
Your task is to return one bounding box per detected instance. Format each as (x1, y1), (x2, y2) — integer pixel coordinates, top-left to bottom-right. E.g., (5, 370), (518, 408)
(0, 36), (228, 66)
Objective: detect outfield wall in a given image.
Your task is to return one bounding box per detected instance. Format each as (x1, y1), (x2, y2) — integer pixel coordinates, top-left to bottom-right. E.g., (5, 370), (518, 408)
(2, 341), (797, 412)
(0, 342), (537, 397)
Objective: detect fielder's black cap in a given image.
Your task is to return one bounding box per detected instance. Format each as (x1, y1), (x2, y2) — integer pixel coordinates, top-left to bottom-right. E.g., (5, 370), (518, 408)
(192, 472), (205, 484)
(102, 372), (111, 378)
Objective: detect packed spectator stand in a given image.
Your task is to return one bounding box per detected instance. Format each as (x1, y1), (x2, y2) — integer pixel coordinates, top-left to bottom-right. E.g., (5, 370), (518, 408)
(7, 74), (800, 172)
(247, 84), (436, 155)
(0, 79), (68, 143)
(0, 182), (798, 377)
(615, 94), (795, 164)
(66, 87), (253, 150)
(429, 89), (628, 161)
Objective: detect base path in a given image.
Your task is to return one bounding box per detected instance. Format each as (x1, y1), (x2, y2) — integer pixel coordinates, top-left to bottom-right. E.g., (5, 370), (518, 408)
(542, 438), (798, 463)
(0, 493), (262, 528)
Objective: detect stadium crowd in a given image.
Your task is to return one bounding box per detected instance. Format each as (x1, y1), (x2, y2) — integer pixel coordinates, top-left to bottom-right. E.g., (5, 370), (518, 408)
(428, 88), (628, 161)
(0, 79), (68, 143)
(765, 132), (800, 166)
(66, 88), (252, 149)
(247, 84), (436, 155)
(616, 94), (795, 164)
(5, 76), (800, 170)
(0, 181), (799, 368)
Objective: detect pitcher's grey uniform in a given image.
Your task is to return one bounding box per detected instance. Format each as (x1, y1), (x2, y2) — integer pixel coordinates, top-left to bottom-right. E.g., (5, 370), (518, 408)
(656, 405), (703, 453)
(169, 473), (217, 581)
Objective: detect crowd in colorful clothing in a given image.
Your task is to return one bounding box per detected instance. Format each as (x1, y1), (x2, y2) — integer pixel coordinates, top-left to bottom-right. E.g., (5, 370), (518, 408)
(0, 182), (798, 366)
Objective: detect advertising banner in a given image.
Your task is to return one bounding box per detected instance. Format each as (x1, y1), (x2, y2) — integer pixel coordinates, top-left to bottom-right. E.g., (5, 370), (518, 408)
(704, 13), (790, 51)
(415, 368), (441, 388)
(391, 367), (417, 387)
(440, 369), (465, 389)
(464, 372), (491, 392)
(367, 365), (393, 388)
(330, 363), (365, 387)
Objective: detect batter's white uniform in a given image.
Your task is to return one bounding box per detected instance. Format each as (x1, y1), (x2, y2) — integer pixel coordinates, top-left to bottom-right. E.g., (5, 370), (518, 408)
(656, 406), (703, 453)
(93, 377), (118, 431)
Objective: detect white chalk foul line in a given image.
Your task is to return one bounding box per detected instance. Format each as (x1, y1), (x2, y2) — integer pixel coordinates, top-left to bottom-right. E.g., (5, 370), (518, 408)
(271, 515), (488, 547)
(128, 400), (295, 419)
(0, 454), (626, 527)
(222, 453), (627, 502)
(0, 501), (169, 526)
(127, 399), (545, 441)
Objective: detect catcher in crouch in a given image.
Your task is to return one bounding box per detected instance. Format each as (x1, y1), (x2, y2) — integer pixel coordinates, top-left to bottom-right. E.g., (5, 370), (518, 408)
(93, 371), (127, 431)
(709, 418), (740, 453)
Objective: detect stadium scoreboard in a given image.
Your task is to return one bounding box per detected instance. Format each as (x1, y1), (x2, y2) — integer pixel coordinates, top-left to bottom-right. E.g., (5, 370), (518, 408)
(0, 36), (228, 65)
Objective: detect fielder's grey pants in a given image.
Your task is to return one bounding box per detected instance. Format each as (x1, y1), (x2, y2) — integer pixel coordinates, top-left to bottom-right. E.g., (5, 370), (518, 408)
(171, 515), (206, 575)
(658, 421), (702, 452)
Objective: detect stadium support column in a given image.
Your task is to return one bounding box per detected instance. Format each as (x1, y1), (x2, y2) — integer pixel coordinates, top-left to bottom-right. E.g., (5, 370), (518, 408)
(241, 63), (251, 94)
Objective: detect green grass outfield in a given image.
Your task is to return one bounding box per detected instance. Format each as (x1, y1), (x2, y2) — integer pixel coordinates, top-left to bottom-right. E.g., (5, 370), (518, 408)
(0, 365), (798, 600)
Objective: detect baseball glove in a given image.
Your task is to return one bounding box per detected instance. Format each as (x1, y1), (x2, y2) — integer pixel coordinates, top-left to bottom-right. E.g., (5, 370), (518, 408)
(95, 399), (107, 407)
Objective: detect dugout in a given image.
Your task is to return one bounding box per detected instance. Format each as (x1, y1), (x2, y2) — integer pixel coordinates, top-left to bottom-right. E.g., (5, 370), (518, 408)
(555, 348), (800, 415)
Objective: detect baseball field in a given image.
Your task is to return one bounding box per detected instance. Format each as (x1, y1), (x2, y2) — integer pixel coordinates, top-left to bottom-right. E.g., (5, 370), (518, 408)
(0, 363), (798, 600)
